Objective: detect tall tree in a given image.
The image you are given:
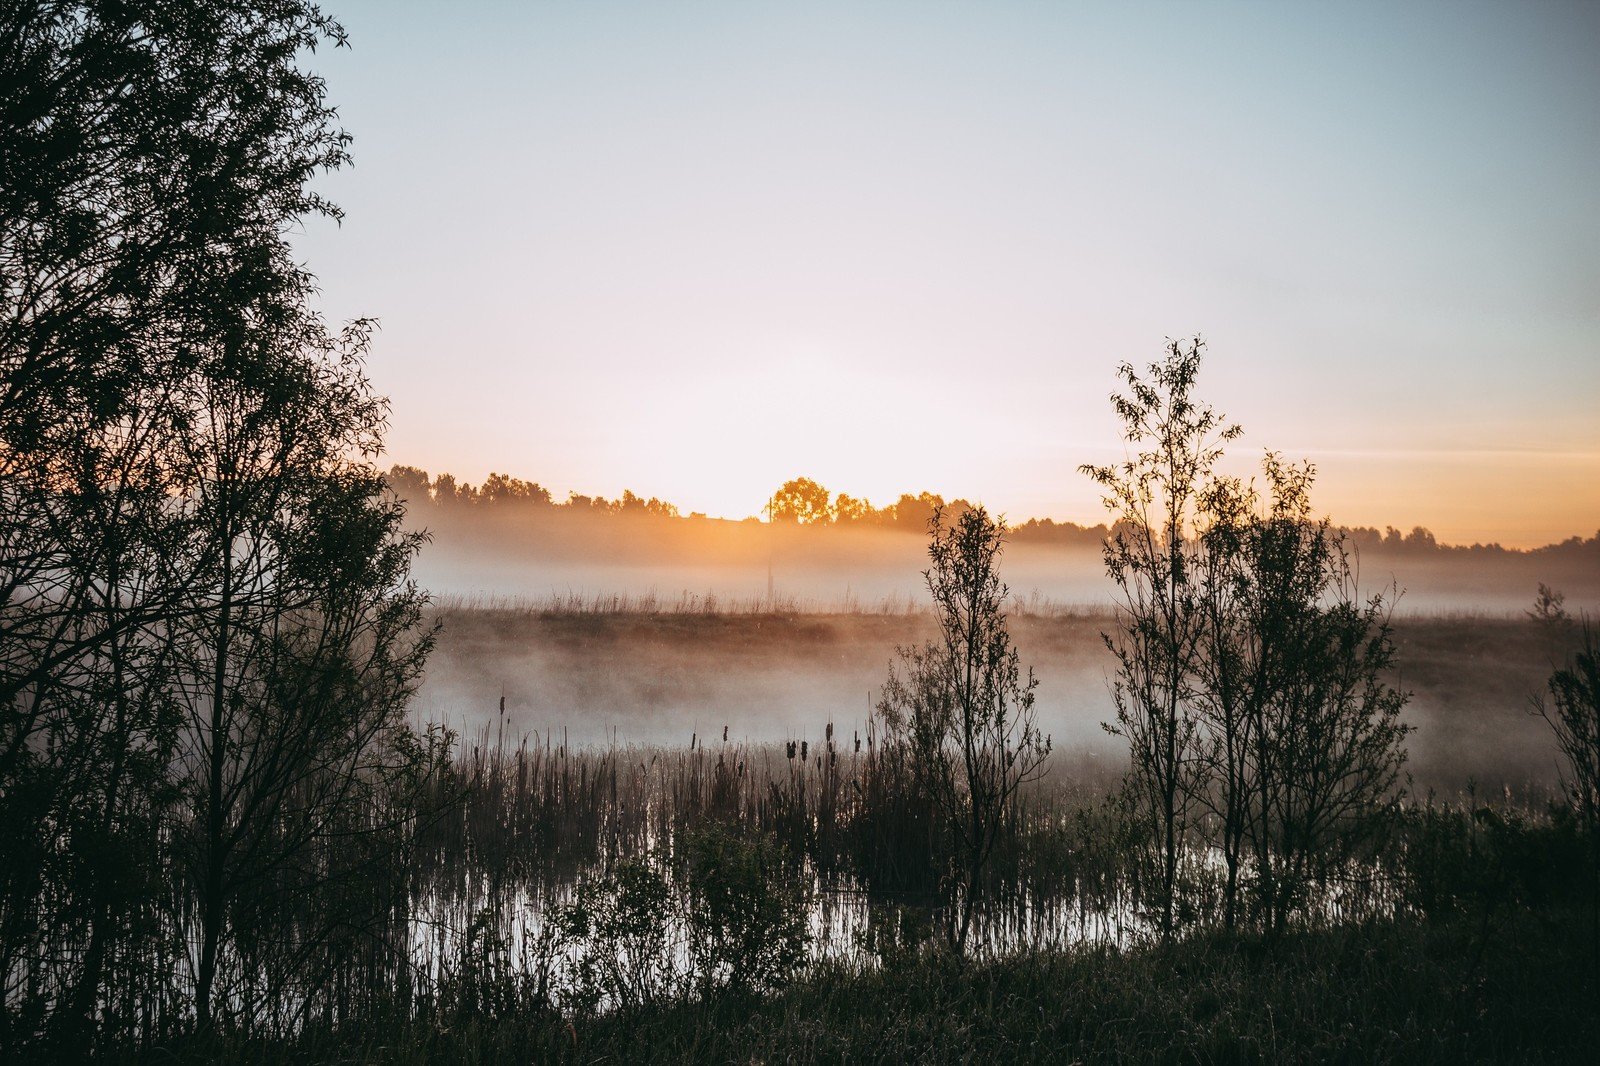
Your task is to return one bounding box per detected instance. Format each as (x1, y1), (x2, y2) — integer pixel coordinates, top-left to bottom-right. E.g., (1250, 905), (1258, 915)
(1084, 342), (1409, 937)
(1219, 456), (1409, 932)
(0, 3), (446, 1049)
(1081, 338), (1239, 939)
(877, 506), (1050, 956)
(1531, 602), (1600, 960)
(165, 318), (441, 1029)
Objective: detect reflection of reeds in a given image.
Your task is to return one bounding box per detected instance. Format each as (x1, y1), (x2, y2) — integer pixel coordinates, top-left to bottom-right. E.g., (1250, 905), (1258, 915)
(69, 701), (1551, 1049)
(30, 697), (1578, 1053)
(414, 717), (1568, 972)
(416, 715), (1166, 964)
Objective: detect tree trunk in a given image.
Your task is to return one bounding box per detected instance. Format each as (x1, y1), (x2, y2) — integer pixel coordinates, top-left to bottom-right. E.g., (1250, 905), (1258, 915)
(196, 511), (233, 1031)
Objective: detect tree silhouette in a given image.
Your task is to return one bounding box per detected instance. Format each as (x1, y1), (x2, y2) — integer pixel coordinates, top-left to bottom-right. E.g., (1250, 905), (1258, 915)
(877, 506), (1050, 956)
(1531, 599), (1600, 960)
(1081, 338), (1239, 939)
(1211, 455), (1409, 932)
(0, 3), (445, 1050)
(833, 492), (876, 525)
(770, 477), (833, 524)
(482, 472), (554, 507)
(166, 320), (441, 1028)
(1084, 341), (1409, 936)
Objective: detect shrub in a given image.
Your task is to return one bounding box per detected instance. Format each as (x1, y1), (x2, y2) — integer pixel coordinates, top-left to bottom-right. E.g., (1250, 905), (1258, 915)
(683, 822), (810, 995)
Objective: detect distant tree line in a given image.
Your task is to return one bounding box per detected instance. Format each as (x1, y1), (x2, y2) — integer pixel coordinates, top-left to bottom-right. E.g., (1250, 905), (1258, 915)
(1338, 525), (1600, 557)
(386, 465), (1600, 557)
(386, 466), (683, 519)
(384, 466), (1115, 544)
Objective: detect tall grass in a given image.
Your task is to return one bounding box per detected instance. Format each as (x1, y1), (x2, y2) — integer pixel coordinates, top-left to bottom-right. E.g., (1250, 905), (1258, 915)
(122, 721), (1597, 1064)
(430, 589), (1112, 619)
(17, 687), (1586, 1059)
(401, 711), (1567, 986)
(21, 702), (1589, 1063)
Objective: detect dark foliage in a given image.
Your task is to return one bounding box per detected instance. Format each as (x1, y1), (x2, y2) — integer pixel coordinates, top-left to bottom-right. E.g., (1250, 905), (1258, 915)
(0, 2), (446, 1056)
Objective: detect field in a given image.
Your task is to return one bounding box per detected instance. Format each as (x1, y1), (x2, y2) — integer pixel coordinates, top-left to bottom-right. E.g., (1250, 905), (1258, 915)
(127, 603), (1597, 1064)
(145, 602), (1565, 1061)
(420, 603), (1568, 793)
(20, 589), (1591, 1063)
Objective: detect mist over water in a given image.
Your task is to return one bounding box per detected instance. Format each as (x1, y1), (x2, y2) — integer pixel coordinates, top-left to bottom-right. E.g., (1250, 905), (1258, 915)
(411, 510), (1600, 616)
(409, 513), (1595, 793)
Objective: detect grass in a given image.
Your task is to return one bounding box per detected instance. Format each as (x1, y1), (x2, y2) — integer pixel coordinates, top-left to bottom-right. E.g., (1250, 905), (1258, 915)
(30, 710), (1583, 1062)
(427, 589), (1114, 623)
(32, 727), (1594, 1063)
(30, 605), (1591, 1061)
(156, 905), (1598, 1064)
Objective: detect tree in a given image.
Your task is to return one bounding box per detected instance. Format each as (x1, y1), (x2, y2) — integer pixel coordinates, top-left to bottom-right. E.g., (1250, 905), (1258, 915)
(1192, 469), (1257, 930)
(1084, 341), (1409, 937)
(2, 3), (355, 1048)
(1531, 597), (1600, 959)
(833, 492), (875, 525)
(0, 3), (446, 1049)
(166, 318), (444, 1029)
(769, 476), (832, 524)
(681, 823), (809, 996)
(1, 1), (351, 453)
(1080, 338), (1239, 938)
(557, 857), (680, 1014)
(1529, 583), (1571, 634)
(876, 506), (1050, 956)
(1222, 456), (1408, 932)
(889, 491), (946, 531)
(481, 472), (553, 507)
(616, 488), (679, 518)
(386, 465), (434, 507)
(432, 472), (478, 505)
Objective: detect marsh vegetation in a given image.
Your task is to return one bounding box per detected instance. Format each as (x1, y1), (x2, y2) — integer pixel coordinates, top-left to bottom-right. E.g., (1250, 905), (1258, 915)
(5, 4), (1598, 1062)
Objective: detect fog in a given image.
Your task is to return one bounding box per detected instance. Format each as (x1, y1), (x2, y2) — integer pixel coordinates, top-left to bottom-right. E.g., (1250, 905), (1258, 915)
(412, 509), (1600, 615)
(409, 511), (1597, 793)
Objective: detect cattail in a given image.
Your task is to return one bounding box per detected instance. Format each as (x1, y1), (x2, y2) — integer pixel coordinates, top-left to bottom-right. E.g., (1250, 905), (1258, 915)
(801, 740), (809, 760)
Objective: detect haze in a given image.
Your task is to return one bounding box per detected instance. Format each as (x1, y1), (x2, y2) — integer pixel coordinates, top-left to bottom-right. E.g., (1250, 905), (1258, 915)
(407, 503), (1600, 790)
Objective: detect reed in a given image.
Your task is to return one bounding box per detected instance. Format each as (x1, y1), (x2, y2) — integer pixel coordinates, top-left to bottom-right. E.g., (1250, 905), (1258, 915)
(15, 695), (1587, 1060)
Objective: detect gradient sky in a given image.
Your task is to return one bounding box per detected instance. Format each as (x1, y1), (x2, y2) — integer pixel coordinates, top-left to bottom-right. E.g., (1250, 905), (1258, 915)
(294, 0), (1600, 547)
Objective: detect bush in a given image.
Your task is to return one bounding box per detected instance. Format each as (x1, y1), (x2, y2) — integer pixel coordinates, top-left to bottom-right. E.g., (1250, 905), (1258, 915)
(683, 823), (809, 995)
(556, 857), (680, 1014)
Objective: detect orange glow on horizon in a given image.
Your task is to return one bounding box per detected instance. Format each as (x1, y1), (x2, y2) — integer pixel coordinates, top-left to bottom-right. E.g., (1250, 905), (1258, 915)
(384, 443), (1600, 552)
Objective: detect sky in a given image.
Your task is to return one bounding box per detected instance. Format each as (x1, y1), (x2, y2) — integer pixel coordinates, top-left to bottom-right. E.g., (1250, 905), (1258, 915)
(294, 0), (1600, 548)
